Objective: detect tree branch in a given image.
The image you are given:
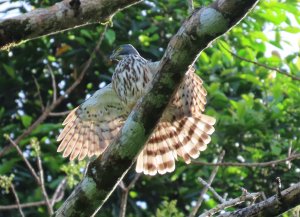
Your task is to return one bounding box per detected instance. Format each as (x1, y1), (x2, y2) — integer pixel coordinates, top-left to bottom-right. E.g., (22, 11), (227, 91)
(187, 0), (194, 14)
(47, 64), (58, 104)
(0, 178), (66, 211)
(0, 190), (65, 210)
(192, 153), (300, 167)
(200, 191), (261, 217)
(37, 154), (53, 214)
(54, 1), (259, 216)
(218, 182), (300, 217)
(198, 177), (225, 203)
(5, 135), (40, 184)
(10, 184), (25, 217)
(220, 43), (300, 81)
(189, 151), (225, 217)
(49, 111), (70, 117)
(51, 178), (67, 207)
(0, 0), (141, 50)
(118, 174), (141, 217)
(32, 75), (45, 112)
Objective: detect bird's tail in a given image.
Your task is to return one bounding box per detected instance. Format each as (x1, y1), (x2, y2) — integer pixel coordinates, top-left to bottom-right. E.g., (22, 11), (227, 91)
(135, 114), (216, 175)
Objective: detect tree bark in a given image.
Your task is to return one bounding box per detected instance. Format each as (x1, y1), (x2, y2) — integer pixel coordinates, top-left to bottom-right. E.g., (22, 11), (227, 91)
(53, 0), (259, 216)
(0, 0), (141, 50)
(218, 182), (300, 217)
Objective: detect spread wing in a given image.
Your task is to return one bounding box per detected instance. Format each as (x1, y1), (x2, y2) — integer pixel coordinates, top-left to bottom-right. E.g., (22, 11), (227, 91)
(136, 67), (216, 175)
(57, 84), (129, 160)
(136, 115), (215, 175)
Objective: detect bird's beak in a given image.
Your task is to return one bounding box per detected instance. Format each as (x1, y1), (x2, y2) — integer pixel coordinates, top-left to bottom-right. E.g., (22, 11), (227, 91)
(109, 52), (117, 61)
(110, 48), (121, 61)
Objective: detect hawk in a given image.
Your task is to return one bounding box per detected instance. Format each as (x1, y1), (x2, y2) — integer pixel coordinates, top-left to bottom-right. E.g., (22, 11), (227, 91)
(57, 44), (216, 176)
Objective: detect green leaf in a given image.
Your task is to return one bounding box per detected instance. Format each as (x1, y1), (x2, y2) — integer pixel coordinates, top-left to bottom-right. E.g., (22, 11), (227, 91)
(199, 51), (210, 63)
(129, 191), (138, 198)
(0, 107), (5, 120)
(271, 145), (282, 155)
(80, 29), (93, 40)
(0, 159), (20, 174)
(3, 64), (15, 79)
(281, 26), (300, 33)
(31, 123), (61, 135)
(138, 35), (151, 46)
(105, 29), (116, 45)
(153, 200), (184, 217)
(20, 115), (33, 128)
(47, 55), (56, 62)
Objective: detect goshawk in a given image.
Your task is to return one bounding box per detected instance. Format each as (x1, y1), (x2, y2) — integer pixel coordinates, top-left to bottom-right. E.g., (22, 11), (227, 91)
(57, 44), (216, 176)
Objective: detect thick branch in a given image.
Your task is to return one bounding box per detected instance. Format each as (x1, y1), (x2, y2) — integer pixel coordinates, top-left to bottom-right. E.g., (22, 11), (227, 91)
(54, 1), (259, 216)
(200, 192), (261, 217)
(0, 0), (141, 50)
(218, 182), (300, 217)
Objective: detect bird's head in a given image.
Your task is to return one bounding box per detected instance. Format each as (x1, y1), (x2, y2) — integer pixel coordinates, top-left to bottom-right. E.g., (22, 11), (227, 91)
(110, 44), (140, 61)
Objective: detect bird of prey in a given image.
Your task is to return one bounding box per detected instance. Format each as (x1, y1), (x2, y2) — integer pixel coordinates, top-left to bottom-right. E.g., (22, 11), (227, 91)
(57, 44), (216, 176)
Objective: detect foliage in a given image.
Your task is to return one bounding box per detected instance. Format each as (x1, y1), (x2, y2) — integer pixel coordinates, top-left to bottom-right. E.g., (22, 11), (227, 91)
(0, 0), (300, 216)
(60, 161), (86, 188)
(0, 174), (14, 194)
(152, 200), (184, 217)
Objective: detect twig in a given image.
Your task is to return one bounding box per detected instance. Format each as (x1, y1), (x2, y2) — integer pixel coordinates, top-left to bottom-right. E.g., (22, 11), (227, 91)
(200, 192), (261, 217)
(37, 155), (53, 214)
(189, 151), (225, 217)
(10, 184), (25, 217)
(127, 173), (141, 190)
(187, 0), (194, 14)
(0, 24), (108, 158)
(0, 192), (65, 210)
(261, 191), (267, 200)
(97, 49), (110, 64)
(119, 182), (129, 217)
(0, 178), (66, 211)
(275, 177), (283, 203)
(6, 136), (40, 184)
(47, 64), (57, 104)
(221, 43), (300, 81)
(49, 111), (70, 117)
(198, 177), (225, 203)
(217, 182), (300, 217)
(118, 174), (141, 217)
(32, 75), (45, 112)
(51, 178), (67, 207)
(192, 153), (300, 167)
(287, 146), (292, 169)
(6, 135), (55, 214)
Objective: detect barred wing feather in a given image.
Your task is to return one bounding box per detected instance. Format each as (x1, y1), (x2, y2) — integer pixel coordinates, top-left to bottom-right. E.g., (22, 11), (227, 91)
(136, 115), (215, 175)
(57, 84), (129, 160)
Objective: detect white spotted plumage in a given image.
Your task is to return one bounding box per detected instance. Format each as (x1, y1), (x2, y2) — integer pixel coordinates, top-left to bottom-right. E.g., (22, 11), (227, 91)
(57, 45), (216, 176)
